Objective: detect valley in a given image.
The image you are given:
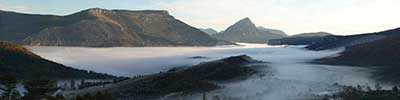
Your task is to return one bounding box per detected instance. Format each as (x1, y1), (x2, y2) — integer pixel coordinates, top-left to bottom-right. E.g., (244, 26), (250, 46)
(27, 44), (387, 100)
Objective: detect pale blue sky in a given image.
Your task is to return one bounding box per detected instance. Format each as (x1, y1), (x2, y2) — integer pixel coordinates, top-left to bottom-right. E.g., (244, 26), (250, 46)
(1, 0), (399, 35)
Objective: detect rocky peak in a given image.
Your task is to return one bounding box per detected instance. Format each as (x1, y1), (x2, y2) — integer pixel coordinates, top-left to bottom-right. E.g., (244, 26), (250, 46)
(234, 17), (256, 28)
(223, 17), (259, 35)
(86, 8), (114, 15)
(69, 8), (114, 18)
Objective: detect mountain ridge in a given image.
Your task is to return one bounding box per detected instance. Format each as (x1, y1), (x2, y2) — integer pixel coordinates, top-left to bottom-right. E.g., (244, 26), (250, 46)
(199, 28), (219, 35)
(0, 8), (229, 47)
(268, 32), (335, 45)
(306, 28), (400, 50)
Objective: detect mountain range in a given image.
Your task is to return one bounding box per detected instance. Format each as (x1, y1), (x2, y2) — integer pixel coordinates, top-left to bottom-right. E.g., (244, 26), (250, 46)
(0, 8), (230, 47)
(212, 18), (287, 43)
(268, 32), (335, 45)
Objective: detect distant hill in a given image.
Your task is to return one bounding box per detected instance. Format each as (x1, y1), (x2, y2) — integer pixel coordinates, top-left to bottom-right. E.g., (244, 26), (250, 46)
(0, 8), (229, 47)
(199, 28), (219, 35)
(313, 36), (400, 81)
(0, 41), (116, 80)
(306, 28), (400, 50)
(268, 32), (335, 45)
(291, 32), (332, 37)
(257, 26), (288, 36)
(314, 36), (400, 67)
(65, 55), (264, 99)
(212, 18), (287, 43)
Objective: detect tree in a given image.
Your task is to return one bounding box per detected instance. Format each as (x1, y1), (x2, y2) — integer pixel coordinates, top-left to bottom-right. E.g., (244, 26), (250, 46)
(202, 92), (207, 100)
(0, 75), (20, 100)
(393, 86), (399, 92)
(94, 92), (113, 100)
(212, 95), (222, 100)
(70, 80), (76, 90)
(22, 80), (59, 100)
(55, 94), (66, 100)
(74, 92), (113, 100)
(375, 83), (382, 91)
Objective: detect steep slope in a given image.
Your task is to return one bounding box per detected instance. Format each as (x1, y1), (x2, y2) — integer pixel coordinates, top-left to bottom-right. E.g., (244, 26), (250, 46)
(314, 36), (400, 67)
(0, 41), (116, 79)
(212, 18), (287, 43)
(306, 28), (400, 50)
(199, 28), (219, 35)
(0, 8), (223, 47)
(268, 32), (335, 45)
(313, 36), (400, 81)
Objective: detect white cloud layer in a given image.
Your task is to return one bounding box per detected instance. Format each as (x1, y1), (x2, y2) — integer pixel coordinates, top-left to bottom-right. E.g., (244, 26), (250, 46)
(154, 0), (400, 35)
(0, 0), (32, 13)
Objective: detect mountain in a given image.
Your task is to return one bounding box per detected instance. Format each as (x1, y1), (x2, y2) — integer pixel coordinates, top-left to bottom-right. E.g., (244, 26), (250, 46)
(0, 41), (116, 80)
(199, 28), (219, 35)
(0, 8), (228, 47)
(65, 55), (264, 99)
(291, 32), (332, 37)
(212, 18), (287, 43)
(268, 32), (335, 45)
(306, 28), (400, 51)
(257, 26), (287, 36)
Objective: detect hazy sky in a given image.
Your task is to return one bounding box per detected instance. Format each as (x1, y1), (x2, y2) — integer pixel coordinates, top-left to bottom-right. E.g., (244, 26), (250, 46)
(1, 0), (399, 35)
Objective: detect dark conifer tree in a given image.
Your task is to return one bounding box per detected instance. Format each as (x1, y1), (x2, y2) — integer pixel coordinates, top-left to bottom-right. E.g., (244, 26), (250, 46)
(22, 80), (58, 100)
(0, 75), (20, 100)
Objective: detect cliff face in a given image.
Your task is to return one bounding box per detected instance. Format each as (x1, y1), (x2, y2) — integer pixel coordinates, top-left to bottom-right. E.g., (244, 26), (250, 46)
(0, 8), (223, 47)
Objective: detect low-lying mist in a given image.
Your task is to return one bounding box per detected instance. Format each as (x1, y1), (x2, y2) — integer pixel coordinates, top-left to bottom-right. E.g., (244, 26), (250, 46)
(27, 44), (384, 100)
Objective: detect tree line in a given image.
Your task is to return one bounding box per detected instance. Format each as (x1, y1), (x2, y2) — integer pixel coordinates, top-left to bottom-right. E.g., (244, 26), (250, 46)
(0, 75), (113, 100)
